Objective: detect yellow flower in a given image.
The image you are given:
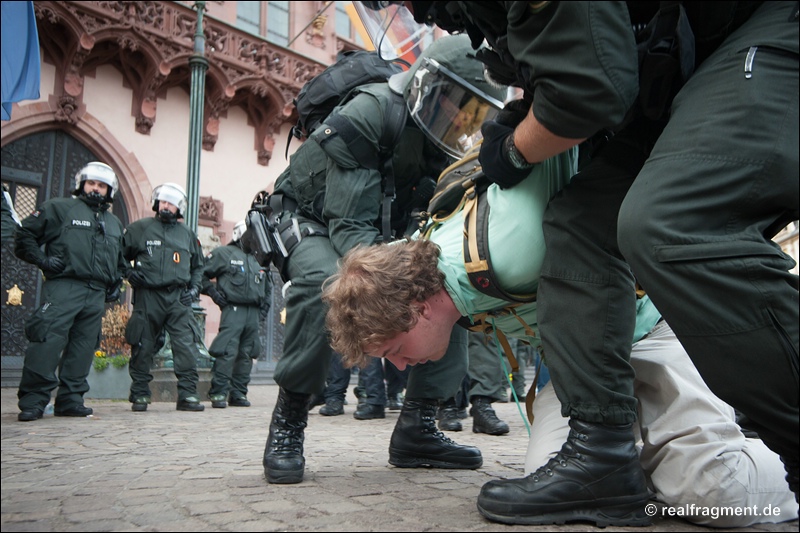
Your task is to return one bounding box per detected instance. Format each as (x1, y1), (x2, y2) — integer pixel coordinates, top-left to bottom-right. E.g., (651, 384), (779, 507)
(95, 350), (107, 358)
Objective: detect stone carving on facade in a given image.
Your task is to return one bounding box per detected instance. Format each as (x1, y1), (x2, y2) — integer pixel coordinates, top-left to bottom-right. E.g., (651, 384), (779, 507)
(306, 14), (327, 49)
(54, 95), (80, 124)
(198, 195), (223, 226)
(32, 1), (325, 166)
(135, 70), (168, 135)
(198, 228), (222, 257)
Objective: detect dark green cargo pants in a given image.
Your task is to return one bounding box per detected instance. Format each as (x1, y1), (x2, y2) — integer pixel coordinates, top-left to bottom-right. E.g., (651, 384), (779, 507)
(18, 278), (105, 412)
(541, 2), (798, 462)
(126, 288), (202, 402)
(208, 304), (259, 399)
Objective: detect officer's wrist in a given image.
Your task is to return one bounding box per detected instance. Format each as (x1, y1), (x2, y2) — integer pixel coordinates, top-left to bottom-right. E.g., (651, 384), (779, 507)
(503, 132), (536, 170)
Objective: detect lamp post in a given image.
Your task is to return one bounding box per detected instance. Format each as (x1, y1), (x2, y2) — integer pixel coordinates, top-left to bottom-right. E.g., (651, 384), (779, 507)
(154, 0), (212, 376)
(185, 0), (207, 233)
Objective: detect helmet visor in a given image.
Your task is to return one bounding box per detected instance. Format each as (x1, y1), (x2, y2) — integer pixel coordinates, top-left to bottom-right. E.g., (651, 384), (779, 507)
(354, 2), (433, 64)
(407, 58), (504, 159)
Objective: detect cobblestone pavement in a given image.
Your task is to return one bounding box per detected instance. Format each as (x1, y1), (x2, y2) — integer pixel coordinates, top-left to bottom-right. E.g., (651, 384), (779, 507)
(2, 385), (797, 532)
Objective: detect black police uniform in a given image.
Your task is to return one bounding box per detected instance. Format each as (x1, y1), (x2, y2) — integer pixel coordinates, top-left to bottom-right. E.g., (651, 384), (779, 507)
(203, 241), (272, 404)
(122, 216), (205, 405)
(15, 195), (125, 415)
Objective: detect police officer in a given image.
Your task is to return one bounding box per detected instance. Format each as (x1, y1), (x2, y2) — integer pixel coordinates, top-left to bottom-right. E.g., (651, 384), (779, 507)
(14, 162), (126, 421)
(123, 182), (206, 412)
(261, 35), (508, 484)
(1, 183), (21, 245)
(367, 0), (799, 524)
(202, 219), (272, 408)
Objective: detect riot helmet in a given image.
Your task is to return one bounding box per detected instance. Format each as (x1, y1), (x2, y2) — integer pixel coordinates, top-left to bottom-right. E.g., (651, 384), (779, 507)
(151, 182), (188, 218)
(391, 34), (507, 159)
(73, 162), (118, 202)
(232, 220), (247, 242)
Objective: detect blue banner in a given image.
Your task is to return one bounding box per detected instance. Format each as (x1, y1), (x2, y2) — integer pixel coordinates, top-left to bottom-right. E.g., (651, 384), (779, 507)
(1, 1), (41, 121)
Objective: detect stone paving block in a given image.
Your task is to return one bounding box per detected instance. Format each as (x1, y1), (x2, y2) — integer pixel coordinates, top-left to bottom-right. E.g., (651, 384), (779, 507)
(2, 386), (797, 533)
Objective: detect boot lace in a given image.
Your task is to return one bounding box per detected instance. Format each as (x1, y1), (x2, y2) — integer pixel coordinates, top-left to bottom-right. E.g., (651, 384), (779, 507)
(421, 412), (457, 445)
(269, 394), (309, 454)
(528, 427), (587, 482)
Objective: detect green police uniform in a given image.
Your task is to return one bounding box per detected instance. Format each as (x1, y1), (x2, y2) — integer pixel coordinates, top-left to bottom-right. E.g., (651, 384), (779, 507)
(14, 195), (126, 413)
(418, 1), (798, 517)
(122, 216), (205, 403)
(272, 82), (450, 396)
(431, 1), (798, 455)
(203, 242), (272, 402)
(264, 35), (513, 483)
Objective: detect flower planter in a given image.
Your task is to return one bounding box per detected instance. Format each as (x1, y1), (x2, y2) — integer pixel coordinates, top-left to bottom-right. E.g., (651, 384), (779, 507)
(86, 365), (131, 400)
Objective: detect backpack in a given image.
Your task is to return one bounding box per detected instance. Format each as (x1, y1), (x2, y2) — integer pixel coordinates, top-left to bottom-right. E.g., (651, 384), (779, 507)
(286, 50), (409, 242)
(288, 49), (405, 144)
(421, 148), (541, 418)
(420, 147), (537, 367)
(422, 147), (538, 305)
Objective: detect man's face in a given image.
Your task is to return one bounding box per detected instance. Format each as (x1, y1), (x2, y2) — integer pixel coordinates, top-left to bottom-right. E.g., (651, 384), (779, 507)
(365, 306), (451, 371)
(159, 200), (178, 214)
(83, 179), (109, 197)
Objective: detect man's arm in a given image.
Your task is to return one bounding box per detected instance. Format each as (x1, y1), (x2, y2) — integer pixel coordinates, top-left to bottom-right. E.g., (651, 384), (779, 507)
(188, 231), (205, 293)
(14, 201), (60, 267)
(480, 2), (638, 186)
(513, 107), (585, 165)
(311, 91), (387, 256)
(121, 221), (140, 264)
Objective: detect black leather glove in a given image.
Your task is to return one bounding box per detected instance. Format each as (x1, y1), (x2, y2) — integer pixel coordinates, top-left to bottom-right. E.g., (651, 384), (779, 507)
(127, 269), (146, 289)
(105, 280), (122, 303)
(37, 256), (65, 274)
(496, 98), (531, 128)
(207, 284), (228, 309)
(479, 120), (535, 190)
(180, 287), (198, 306)
(259, 302), (270, 321)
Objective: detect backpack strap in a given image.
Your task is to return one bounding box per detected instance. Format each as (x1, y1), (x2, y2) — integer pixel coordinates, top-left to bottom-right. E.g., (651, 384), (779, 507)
(461, 174), (538, 303)
(378, 91), (407, 242)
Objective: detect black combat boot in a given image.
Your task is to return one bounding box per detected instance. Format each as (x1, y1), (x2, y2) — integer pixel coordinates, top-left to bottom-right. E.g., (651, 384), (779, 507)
(477, 419), (651, 526)
(471, 396), (509, 435)
(437, 398), (463, 432)
(263, 388), (310, 484)
(389, 397), (482, 469)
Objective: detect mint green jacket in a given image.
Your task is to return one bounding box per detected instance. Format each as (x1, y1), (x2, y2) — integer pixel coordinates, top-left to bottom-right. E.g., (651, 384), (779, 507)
(426, 147), (660, 346)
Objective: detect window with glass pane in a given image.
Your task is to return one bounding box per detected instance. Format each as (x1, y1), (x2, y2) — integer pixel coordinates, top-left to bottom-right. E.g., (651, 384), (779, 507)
(237, 1), (261, 35)
(267, 1), (289, 46)
(335, 1), (364, 45)
(335, 1), (351, 37)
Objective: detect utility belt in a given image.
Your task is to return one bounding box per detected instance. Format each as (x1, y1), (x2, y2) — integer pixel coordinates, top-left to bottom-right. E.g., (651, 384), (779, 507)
(154, 283), (187, 293)
(241, 191), (328, 282)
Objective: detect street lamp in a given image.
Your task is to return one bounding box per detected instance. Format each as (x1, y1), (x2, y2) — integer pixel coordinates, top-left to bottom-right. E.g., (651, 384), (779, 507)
(185, 0), (208, 233)
(155, 0), (212, 375)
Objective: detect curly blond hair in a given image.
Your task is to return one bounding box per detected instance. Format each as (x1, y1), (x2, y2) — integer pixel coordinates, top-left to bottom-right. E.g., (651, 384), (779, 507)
(322, 240), (445, 367)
